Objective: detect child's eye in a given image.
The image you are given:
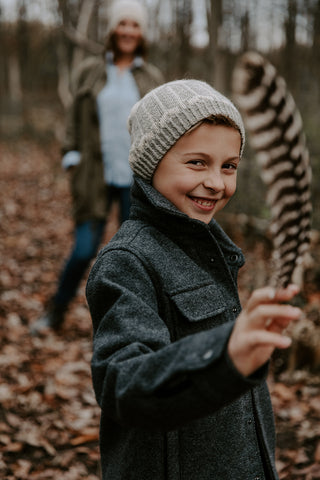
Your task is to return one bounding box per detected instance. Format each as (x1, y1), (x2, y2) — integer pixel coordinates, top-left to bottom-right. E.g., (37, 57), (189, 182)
(187, 160), (204, 167)
(223, 163), (238, 170)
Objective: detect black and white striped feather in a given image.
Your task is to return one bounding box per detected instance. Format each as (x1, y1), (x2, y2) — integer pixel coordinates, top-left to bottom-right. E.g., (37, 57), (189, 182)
(232, 51), (312, 288)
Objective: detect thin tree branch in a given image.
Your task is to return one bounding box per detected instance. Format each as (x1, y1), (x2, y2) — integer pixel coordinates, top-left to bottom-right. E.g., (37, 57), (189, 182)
(63, 24), (103, 55)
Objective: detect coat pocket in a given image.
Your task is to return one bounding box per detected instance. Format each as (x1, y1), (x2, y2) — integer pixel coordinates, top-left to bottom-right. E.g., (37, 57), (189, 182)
(170, 284), (230, 335)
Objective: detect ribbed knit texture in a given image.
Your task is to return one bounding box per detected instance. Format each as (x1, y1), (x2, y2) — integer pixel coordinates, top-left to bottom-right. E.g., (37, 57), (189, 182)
(128, 79), (246, 182)
(107, 0), (148, 37)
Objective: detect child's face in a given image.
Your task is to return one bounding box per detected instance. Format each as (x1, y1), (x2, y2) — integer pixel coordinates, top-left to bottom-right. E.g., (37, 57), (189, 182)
(152, 123), (241, 224)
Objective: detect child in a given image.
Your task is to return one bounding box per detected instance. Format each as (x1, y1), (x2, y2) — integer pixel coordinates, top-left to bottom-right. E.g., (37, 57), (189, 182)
(86, 80), (301, 479)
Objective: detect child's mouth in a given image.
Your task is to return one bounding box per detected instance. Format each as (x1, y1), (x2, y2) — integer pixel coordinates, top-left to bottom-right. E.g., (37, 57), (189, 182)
(190, 196), (217, 210)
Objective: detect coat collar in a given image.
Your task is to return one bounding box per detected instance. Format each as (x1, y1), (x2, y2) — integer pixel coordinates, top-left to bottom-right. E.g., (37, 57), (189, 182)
(130, 176), (245, 267)
(73, 54), (146, 98)
(106, 51), (145, 69)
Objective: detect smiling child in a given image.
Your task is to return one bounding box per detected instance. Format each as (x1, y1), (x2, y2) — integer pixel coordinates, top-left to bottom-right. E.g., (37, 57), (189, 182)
(86, 80), (301, 480)
(152, 116), (240, 223)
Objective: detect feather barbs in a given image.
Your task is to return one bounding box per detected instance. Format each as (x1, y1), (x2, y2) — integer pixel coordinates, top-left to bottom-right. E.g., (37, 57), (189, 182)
(232, 51), (312, 288)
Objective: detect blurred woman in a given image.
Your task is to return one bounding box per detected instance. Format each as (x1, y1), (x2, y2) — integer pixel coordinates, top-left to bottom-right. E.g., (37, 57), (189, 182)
(31, 0), (164, 333)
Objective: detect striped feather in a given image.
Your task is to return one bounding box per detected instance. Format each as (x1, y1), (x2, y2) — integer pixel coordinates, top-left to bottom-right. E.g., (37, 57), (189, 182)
(232, 51), (312, 287)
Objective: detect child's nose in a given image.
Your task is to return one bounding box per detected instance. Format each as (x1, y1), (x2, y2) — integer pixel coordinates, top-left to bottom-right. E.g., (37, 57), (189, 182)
(203, 171), (224, 192)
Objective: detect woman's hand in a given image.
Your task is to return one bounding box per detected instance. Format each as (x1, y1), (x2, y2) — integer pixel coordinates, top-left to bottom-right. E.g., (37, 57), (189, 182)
(228, 284), (302, 377)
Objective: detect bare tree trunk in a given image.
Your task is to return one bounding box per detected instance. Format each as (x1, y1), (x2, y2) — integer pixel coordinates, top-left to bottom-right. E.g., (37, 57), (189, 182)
(71, 0), (100, 70)
(176, 0), (192, 76)
(56, 34), (72, 110)
(312, 0), (320, 66)
(241, 11), (250, 52)
(55, 0), (102, 108)
(206, 0), (224, 91)
(284, 0), (297, 85)
(8, 53), (23, 102)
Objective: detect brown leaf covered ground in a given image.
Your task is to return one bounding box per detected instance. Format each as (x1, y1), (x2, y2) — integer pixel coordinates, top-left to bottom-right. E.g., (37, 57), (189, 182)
(1, 138), (320, 479)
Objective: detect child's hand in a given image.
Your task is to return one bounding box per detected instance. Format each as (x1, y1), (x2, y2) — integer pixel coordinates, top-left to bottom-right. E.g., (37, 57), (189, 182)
(227, 284), (302, 377)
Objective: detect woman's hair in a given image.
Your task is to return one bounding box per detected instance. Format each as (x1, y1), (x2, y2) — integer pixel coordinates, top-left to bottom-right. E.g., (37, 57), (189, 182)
(103, 31), (148, 59)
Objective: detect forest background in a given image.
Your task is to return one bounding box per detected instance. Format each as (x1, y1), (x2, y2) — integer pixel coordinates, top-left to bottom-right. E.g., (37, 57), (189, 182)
(1, 1), (320, 479)
(1, 0), (320, 226)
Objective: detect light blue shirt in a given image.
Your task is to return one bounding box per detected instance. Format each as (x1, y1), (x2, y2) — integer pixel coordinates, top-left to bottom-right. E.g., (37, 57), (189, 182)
(62, 56), (141, 188)
(96, 58), (140, 187)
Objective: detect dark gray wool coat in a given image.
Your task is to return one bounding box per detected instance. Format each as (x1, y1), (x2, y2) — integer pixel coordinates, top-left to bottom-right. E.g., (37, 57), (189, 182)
(86, 177), (279, 480)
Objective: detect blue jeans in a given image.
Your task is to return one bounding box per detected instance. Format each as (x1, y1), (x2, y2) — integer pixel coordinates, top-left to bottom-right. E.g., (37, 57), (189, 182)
(53, 220), (105, 308)
(108, 185), (131, 223)
(53, 186), (131, 309)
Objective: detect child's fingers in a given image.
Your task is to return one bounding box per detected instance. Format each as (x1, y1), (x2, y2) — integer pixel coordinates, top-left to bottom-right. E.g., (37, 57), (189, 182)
(230, 285), (302, 376)
(246, 284), (300, 313)
(245, 287), (277, 311)
(249, 303), (301, 328)
(229, 328), (293, 376)
(247, 329), (292, 350)
(266, 318), (292, 333)
(273, 284), (300, 302)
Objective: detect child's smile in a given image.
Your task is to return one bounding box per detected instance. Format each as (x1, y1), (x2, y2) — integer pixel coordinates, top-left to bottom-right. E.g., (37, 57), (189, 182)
(189, 195), (217, 210)
(152, 122), (241, 224)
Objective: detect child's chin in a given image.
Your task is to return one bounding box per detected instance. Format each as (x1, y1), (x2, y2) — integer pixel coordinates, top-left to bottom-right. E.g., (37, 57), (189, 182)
(191, 214), (213, 224)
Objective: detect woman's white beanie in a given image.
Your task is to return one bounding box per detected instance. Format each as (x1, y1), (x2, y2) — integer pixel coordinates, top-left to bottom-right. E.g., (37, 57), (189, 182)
(128, 79), (246, 182)
(107, 0), (148, 37)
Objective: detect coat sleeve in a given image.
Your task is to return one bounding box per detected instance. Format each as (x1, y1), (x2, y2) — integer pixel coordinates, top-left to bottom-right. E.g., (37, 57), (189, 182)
(61, 56), (104, 155)
(61, 102), (79, 155)
(86, 247), (268, 431)
(60, 63), (84, 155)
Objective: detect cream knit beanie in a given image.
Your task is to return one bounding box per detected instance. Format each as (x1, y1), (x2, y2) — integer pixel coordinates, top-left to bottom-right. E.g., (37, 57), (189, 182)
(128, 79), (245, 182)
(107, 0), (148, 37)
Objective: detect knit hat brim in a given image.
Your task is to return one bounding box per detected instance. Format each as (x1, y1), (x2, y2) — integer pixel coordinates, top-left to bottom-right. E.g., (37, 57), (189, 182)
(128, 80), (245, 182)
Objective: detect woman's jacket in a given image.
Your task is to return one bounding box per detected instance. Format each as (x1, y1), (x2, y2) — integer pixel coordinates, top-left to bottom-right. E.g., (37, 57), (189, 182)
(62, 56), (164, 223)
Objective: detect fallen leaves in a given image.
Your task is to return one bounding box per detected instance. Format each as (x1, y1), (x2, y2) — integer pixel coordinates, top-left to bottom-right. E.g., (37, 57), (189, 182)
(0, 309), (101, 478)
(1, 137), (320, 478)
(0, 139), (101, 478)
(268, 373), (320, 478)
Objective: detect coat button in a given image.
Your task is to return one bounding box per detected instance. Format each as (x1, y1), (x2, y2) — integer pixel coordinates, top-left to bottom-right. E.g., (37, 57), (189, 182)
(202, 349), (213, 360)
(229, 254), (238, 263)
(232, 307), (237, 313)
(210, 257), (215, 263)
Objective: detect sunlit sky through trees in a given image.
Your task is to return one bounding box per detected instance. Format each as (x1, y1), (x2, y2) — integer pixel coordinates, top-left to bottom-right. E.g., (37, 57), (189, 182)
(0, 0), (315, 51)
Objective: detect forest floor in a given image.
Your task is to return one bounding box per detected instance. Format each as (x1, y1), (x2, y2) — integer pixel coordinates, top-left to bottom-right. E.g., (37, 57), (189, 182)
(1, 137), (320, 479)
